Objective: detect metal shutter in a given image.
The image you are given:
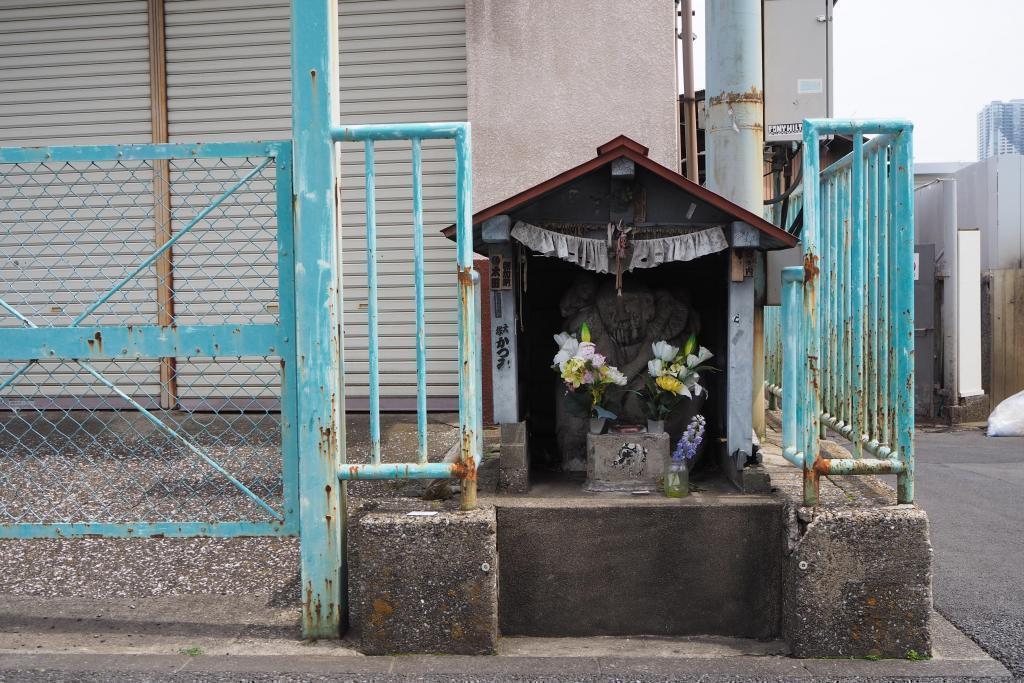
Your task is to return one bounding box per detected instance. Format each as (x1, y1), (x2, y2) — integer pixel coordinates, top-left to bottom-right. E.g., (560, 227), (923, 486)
(164, 0), (467, 409)
(0, 0), (160, 403)
(338, 0), (467, 408)
(164, 0), (291, 404)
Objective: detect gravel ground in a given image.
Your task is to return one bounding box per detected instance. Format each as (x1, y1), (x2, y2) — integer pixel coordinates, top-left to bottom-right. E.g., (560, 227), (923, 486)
(0, 412), (461, 605)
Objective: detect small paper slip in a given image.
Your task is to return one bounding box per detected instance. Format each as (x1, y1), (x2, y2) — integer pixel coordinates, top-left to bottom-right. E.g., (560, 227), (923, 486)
(407, 511), (439, 516)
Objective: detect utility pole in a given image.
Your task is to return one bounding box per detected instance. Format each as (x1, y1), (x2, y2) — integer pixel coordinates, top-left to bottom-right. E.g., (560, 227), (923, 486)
(680, 0), (699, 183)
(705, 0), (765, 479)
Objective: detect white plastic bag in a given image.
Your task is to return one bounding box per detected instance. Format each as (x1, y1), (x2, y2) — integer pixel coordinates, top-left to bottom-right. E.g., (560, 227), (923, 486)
(987, 389), (1024, 437)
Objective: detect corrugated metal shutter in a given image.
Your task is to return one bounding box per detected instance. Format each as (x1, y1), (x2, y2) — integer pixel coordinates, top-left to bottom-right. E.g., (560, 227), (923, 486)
(0, 0), (160, 403)
(164, 0), (291, 405)
(338, 0), (466, 408)
(164, 0), (467, 409)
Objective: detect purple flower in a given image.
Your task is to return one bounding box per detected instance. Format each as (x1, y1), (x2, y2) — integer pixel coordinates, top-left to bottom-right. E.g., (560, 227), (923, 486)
(672, 415), (706, 464)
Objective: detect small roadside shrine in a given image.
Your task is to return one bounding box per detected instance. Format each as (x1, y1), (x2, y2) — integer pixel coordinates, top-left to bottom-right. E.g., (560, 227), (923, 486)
(446, 136), (798, 491)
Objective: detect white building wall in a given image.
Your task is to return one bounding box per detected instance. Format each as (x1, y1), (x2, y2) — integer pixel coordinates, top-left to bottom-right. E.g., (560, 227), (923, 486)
(956, 155), (1024, 271)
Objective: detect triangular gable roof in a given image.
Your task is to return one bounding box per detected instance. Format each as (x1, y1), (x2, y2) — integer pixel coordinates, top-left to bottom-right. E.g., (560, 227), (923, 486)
(443, 135), (799, 250)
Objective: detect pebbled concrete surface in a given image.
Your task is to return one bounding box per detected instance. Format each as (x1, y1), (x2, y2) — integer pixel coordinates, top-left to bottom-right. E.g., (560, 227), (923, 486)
(913, 426), (1024, 679)
(0, 609), (1008, 682)
(349, 501), (498, 655)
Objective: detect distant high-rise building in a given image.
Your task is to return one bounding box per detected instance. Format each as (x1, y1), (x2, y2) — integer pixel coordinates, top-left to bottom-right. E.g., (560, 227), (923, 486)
(977, 100), (1024, 160)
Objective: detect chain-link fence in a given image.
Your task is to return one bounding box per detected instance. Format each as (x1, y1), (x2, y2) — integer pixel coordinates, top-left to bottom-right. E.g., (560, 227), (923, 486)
(0, 142), (296, 535)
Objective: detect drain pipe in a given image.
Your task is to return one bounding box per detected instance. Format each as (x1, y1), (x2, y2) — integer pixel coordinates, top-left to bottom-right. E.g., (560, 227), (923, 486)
(705, 0), (765, 483)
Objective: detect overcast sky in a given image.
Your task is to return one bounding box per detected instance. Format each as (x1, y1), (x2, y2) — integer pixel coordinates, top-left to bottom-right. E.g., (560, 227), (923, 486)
(683, 1), (1024, 162)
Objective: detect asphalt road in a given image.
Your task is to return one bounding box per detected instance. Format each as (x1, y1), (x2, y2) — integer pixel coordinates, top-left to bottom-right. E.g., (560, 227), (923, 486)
(913, 427), (1024, 678)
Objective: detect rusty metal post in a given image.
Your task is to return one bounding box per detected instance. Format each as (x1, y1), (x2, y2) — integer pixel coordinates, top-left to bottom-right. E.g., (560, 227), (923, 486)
(454, 124), (480, 511)
(292, 0), (345, 639)
(800, 123), (822, 506)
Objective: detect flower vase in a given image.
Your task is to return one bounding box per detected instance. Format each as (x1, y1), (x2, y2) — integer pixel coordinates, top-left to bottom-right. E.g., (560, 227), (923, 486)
(589, 417), (607, 435)
(664, 460), (689, 498)
(646, 419), (665, 434)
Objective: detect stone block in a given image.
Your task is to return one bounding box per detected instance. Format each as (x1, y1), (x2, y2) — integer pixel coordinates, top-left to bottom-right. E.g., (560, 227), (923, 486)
(499, 421), (529, 493)
(499, 442), (527, 470)
(784, 506), (932, 658)
(500, 420), (527, 445)
(349, 501), (498, 655)
(742, 463), (772, 493)
(585, 431), (669, 492)
(943, 393), (990, 424)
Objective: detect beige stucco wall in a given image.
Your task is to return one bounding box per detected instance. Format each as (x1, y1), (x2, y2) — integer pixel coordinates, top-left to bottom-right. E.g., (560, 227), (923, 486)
(466, 0), (680, 209)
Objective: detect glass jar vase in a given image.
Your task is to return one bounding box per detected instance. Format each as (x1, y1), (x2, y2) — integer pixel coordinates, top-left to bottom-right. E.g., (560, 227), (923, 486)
(664, 460), (689, 498)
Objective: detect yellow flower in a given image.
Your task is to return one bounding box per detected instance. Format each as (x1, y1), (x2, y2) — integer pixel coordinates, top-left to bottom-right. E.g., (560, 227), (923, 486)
(656, 375), (684, 395)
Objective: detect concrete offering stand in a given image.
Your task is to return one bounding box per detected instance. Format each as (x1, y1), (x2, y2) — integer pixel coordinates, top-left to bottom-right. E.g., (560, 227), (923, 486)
(584, 431), (669, 492)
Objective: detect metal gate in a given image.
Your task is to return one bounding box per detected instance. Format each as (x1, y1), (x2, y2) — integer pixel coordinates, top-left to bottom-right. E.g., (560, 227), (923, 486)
(765, 118), (915, 506)
(0, 141), (298, 538)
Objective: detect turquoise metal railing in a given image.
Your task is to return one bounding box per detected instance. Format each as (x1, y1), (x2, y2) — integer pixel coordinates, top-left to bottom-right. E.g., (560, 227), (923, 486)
(331, 122), (482, 509)
(765, 119), (915, 506)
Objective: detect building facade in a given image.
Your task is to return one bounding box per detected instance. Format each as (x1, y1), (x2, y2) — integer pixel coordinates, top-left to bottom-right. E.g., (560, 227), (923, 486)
(0, 0), (679, 411)
(915, 154), (1024, 415)
(977, 99), (1024, 160)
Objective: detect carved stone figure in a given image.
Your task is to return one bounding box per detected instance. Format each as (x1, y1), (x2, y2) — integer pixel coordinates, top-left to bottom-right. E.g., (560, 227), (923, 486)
(554, 274), (703, 471)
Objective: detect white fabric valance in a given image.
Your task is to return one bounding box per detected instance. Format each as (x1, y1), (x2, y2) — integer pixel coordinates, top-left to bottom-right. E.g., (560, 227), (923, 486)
(510, 221), (610, 272)
(510, 221), (728, 273)
(628, 226), (729, 269)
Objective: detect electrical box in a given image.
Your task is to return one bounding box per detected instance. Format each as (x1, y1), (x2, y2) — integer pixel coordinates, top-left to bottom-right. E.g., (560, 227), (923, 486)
(763, 0), (834, 142)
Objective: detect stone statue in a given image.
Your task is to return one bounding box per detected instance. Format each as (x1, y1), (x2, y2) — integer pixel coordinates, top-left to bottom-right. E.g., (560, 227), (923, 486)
(554, 274), (703, 471)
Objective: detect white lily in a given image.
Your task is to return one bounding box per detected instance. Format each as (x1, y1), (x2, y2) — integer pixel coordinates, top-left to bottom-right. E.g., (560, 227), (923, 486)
(647, 358), (665, 378)
(604, 366), (628, 386)
(553, 332), (578, 351)
(686, 346), (714, 368)
(651, 340), (679, 362)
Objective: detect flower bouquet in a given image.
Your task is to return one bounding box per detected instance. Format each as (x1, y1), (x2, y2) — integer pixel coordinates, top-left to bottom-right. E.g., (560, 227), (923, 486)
(639, 334), (714, 432)
(552, 323), (627, 433)
(665, 414), (705, 498)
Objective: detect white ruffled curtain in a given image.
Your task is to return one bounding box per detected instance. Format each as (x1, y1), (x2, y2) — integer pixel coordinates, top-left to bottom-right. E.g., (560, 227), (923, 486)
(510, 221), (728, 273)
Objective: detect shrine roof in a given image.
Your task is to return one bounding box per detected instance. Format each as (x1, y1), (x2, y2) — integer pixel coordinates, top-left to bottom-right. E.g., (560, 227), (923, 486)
(442, 135), (799, 251)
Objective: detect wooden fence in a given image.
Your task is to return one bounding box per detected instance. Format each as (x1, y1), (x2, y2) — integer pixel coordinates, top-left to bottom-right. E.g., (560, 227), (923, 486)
(988, 268), (1024, 405)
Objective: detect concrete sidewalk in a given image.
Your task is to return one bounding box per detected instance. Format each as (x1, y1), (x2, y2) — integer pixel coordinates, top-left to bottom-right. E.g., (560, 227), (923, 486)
(0, 595), (1010, 682)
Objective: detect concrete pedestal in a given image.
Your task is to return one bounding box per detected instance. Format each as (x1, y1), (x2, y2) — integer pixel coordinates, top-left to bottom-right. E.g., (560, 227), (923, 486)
(585, 431), (669, 492)
(499, 421), (529, 493)
(784, 505), (932, 658)
(349, 501), (498, 655)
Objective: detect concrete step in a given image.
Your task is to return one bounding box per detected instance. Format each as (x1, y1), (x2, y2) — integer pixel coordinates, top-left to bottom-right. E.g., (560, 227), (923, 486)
(492, 489), (785, 638)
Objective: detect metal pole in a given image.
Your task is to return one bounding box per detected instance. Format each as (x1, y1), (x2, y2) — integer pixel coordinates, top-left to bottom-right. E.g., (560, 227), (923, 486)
(894, 129), (915, 504)
(706, 0), (763, 477)
(680, 0), (699, 182)
(292, 0), (345, 639)
(454, 125), (480, 511)
(800, 123), (822, 506)
(705, 0), (763, 212)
